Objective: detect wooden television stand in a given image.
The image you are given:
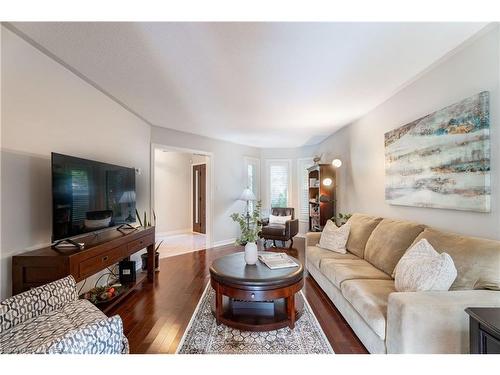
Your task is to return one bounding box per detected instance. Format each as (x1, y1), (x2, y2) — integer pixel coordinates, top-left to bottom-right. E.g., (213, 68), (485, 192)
(12, 226), (156, 310)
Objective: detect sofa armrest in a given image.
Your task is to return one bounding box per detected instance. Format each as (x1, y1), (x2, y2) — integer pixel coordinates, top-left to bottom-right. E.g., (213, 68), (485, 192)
(305, 232), (321, 248)
(0, 275), (77, 334)
(286, 219), (299, 238)
(41, 315), (126, 354)
(386, 290), (500, 354)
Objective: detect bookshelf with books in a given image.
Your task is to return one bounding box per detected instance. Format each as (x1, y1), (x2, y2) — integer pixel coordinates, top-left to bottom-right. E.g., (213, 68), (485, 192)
(307, 164), (335, 232)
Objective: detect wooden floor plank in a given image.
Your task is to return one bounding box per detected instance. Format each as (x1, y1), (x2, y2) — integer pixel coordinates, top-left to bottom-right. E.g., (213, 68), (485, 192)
(108, 238), (368, 354)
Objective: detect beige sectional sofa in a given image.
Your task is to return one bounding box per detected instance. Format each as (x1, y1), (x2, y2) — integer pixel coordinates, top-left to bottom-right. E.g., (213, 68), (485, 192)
(305, 213), (500, 354)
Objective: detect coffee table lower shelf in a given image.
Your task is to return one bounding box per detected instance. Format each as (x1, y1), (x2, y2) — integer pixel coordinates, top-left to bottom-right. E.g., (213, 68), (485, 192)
(211, 294), (304, 332)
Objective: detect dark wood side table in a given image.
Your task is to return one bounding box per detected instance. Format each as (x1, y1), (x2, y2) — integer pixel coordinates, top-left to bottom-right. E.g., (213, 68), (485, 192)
(209, 252), (304, 331)
(465, 307), (500, 354)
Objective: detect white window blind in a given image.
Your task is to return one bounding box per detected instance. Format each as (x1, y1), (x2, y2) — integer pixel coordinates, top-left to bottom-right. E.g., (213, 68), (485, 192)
(298, 158), (314, 221)
(269, 163), (289, 208)
(244, 157), (260, 213)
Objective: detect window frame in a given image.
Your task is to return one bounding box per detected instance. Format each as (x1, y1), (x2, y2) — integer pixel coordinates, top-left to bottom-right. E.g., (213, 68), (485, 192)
(265, 159), (293, 210)
(244, 156), (261, 211)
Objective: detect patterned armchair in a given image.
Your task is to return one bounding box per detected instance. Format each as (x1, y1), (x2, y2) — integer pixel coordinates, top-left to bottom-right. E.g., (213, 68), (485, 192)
(0, 276), (129, 354)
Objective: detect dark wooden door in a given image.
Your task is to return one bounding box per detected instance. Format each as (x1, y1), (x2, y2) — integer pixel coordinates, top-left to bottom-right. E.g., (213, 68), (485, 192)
(192, 164), (206, 234)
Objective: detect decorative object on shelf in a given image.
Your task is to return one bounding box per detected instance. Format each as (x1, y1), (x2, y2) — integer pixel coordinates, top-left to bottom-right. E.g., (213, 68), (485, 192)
(230, 201), (262, 265)
(335, 212), (352, 226)
(239, 187), (257, 229)
(81, 284), (128, 305)
(385, 91), (490, 212)
(307, 164), (336, 231)
(118, 260), (137, 283)
(313, 155), (322, 165)
(331, 159), (342, 168)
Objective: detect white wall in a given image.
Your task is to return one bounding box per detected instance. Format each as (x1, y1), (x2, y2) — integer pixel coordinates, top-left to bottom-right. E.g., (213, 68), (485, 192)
(151, 126), (261, 244)
(154, 150), (191, 234)
(0, 26), (151, 299)
(312, 26), (500, 240)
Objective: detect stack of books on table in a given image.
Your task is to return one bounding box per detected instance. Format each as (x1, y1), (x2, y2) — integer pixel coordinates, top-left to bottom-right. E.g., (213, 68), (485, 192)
(258, 253), (299, 270)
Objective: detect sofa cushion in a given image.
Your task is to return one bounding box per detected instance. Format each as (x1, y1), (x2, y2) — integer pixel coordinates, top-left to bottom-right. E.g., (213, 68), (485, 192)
(319, 258), (391, 289)
(412, 228), (500, 291)
(341, 279), (396, 340)
(318, 220), (350, 254)
(262, 224), (286, 236)
(306, 246), (359, 269)
(364, 218), (425, 276)
(346, 214), (383, 258)
(0, 299), (108, 354)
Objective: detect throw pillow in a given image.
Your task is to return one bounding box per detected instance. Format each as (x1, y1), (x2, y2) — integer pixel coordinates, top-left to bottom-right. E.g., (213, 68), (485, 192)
(269, 215), (291, 225)
(317, 220), (351, 254)
(394, 238), (457, 292)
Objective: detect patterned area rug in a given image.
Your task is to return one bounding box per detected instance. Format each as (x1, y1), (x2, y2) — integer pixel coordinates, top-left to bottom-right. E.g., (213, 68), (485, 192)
(176, 284), (334, 354)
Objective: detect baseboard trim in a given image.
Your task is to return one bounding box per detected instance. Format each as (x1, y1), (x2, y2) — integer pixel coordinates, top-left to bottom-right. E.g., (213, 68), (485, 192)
(156, 229), (192, 237)
(212, 238), (236, 248)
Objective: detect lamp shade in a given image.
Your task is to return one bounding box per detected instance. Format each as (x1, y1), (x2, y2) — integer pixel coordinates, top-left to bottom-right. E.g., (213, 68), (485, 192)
(239, 188), (256, 201)
(119, 191), (136, 204)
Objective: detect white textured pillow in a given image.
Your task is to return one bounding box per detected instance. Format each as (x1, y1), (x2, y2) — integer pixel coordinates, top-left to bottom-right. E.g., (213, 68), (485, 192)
(317, 220), (351, 254)
(269, 214), (291, 225)
(394, 239), (457, 292)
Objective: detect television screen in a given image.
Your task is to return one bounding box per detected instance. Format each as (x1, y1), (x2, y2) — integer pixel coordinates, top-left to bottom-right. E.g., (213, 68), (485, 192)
(52, 153), (136, 241)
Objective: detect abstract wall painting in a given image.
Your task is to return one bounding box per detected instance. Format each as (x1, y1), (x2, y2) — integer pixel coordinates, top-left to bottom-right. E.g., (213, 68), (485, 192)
(385, 91), (490, 212)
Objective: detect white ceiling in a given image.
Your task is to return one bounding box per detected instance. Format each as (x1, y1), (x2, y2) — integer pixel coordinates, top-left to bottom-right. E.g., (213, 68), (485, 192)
(10, 22), (487, 148)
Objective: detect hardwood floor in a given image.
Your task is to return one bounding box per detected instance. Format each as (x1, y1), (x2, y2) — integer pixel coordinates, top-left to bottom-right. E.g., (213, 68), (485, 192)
(109, 237), (368, 354)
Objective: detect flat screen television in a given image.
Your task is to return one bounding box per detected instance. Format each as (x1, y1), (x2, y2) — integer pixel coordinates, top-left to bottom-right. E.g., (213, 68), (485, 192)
(52, 153), (136, 241)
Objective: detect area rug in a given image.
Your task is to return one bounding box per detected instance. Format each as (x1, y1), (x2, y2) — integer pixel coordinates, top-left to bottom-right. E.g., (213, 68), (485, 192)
(176, 284), (334, 354)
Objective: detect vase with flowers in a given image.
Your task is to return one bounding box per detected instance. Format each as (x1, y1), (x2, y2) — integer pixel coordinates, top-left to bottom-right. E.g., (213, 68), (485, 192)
(230, 201), (262, 265)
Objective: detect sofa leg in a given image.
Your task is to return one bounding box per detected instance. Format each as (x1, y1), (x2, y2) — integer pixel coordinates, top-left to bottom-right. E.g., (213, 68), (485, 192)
(289, 238), (293, 249)
(273, 240), (276, 247)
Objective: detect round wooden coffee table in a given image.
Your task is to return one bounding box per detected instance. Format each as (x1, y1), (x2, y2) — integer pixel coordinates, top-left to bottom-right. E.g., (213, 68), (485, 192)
(209, 252), (304, 331)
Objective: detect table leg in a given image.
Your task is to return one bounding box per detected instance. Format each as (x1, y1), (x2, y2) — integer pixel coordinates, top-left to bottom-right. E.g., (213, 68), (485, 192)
(215, 283), (222, 325)
(287, 294), (296, 329)
(147, 243), (155, 282)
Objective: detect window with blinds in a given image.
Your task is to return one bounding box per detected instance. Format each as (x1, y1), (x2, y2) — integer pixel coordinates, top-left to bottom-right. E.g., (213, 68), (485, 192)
(298, 158), (314, 221)
(269, 162), (289, 208)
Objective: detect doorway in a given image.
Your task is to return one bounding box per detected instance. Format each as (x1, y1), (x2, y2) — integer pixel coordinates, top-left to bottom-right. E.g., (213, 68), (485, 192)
(192, 164), (206, 234)
(151, 144), (213, 258)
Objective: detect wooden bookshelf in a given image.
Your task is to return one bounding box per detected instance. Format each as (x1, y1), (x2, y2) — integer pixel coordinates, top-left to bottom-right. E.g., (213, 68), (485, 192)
(307, 164), (336, 231)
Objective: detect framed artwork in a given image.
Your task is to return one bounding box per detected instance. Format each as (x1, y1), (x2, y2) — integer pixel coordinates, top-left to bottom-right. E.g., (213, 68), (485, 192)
(385, 91), (490, 212)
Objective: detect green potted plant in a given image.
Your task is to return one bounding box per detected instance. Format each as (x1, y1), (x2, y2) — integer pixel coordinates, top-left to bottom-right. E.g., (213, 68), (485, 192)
(230, 201), (262, 265)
